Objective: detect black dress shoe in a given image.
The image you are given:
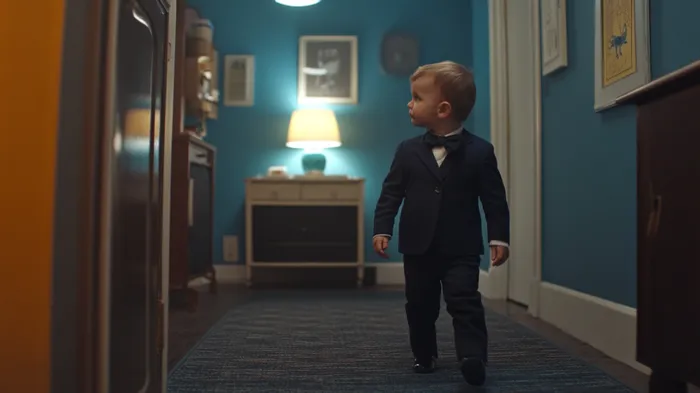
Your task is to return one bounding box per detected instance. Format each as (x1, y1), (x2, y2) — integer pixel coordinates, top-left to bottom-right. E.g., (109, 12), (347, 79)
(460, 357), (486, 386)
(412, 357), (436, 373)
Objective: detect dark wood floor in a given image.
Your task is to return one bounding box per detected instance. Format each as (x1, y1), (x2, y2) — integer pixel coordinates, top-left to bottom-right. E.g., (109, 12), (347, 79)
(167, 284), (249, 371)
(167, 284), (698, 393)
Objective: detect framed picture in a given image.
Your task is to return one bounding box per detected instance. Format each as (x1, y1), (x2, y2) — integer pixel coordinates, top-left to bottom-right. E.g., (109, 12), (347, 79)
(541, 0), (568, 75)
(594, 0), (650, 111)
(223, 55), (254, 107)
(298, 35), (358, 105)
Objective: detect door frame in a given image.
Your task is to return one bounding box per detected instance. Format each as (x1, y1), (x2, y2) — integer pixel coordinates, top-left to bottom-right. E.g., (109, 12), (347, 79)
(486, 0), (543, 317)
(52, 0), (176, 391)
(160, 0), (177, 390)
(52, 0), (114, 391)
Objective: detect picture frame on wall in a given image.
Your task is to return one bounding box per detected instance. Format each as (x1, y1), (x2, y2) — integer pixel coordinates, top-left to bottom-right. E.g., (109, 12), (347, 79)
(298, 35), (358, 105)
(541, 0), (568, 75)
(594, 0), (650, 112)
(223, 55), (255, 107)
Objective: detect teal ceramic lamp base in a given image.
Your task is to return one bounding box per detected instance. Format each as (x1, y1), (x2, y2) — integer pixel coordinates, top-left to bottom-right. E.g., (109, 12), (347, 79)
(301, 152), (327, 174)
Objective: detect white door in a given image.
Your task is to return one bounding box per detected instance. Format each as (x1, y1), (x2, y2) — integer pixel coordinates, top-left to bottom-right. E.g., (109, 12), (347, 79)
(505, 0), (538, 306)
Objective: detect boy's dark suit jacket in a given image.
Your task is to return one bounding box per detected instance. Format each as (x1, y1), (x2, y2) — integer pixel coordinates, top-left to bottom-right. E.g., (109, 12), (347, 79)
(373, 129), (509, 256)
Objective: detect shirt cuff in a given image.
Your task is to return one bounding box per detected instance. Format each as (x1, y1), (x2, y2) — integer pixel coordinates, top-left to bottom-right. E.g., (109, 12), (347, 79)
(373, 234), (392, 239)
(489, 240), (509, 248)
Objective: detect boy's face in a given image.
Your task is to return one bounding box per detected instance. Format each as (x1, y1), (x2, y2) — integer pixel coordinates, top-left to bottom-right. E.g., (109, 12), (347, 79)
(407, 75), (452, 128)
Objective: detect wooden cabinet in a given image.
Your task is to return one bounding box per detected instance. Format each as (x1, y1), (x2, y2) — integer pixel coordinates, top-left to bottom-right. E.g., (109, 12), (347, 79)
(169, 1), (217, 312)
(169, 133), (217, 311)
(245, 177), (365, 287)
(619, 61), (700, 393)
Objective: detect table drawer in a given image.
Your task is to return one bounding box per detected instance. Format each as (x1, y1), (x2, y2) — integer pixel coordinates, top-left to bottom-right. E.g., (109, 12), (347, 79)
(189, 144), (211, 166)
(248, 183), (301, 201)
(301, 184), (361, 201)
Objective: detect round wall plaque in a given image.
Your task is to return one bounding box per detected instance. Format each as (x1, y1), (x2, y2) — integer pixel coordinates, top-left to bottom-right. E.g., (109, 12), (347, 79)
(381, 32), (420, 76)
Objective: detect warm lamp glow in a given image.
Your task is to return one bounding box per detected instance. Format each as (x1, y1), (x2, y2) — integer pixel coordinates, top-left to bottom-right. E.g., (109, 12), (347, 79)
(286, 109), (341, 150)
(275, 0), (321, 6)
(124, 108), (159, 138)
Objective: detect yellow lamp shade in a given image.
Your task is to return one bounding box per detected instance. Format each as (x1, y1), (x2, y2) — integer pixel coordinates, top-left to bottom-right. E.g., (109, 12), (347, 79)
(286, 109), (341, 150)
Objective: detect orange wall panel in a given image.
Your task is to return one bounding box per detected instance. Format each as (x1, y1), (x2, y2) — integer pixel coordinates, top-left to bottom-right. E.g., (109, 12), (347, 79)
(0, 1), (65, 392)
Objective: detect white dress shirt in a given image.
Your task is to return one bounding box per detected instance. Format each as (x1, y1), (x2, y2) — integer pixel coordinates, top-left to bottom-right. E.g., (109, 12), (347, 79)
(375, 127), (510, 249)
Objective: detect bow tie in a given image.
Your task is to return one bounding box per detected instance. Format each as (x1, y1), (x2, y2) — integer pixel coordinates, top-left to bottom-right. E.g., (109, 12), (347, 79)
(423, 131), (462, 153)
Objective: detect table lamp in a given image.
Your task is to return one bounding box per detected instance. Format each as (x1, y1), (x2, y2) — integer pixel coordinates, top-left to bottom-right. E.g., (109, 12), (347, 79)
(286, 108), (341, 175)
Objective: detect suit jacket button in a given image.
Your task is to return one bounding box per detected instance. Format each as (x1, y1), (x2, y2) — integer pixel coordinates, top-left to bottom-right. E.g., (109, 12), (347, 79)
(434, 187), (440, 194)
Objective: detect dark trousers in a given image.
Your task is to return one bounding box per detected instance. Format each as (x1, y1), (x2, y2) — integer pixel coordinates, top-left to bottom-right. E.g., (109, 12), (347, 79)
(403, 252), (487, 362)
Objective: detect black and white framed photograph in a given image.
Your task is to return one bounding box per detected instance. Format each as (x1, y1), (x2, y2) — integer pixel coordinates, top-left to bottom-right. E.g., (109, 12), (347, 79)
(224, 54), (255, 107)
(298, 35), (358, 105)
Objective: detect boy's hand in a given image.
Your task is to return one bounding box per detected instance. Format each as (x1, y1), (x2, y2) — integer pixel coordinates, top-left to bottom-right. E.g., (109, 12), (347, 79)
(373, 236), (390, 258)
(490, 245), (509, 267)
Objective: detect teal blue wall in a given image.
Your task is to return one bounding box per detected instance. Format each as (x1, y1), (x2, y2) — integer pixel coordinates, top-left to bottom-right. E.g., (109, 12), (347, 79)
(188, 0), (477, 264)
(541, 0), (700, 307)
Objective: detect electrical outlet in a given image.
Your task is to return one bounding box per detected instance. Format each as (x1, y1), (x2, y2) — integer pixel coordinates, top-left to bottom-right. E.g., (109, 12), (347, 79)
(223, 235), (239, 262)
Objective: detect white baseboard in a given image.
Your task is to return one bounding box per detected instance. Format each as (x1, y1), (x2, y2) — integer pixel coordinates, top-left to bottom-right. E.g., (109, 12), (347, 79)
(213, 263), (493, 288)
(478, 267), (509, 299)
(212, 263), (406, 286)
(537, 282), (650, 375)
(368, 262), (405, 285)
(477, 272), (650, 375)
(214, 264), (246, 284)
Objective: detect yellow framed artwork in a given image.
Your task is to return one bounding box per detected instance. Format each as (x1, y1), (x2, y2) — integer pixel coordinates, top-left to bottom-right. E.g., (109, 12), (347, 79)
(594, 0), (650, 111)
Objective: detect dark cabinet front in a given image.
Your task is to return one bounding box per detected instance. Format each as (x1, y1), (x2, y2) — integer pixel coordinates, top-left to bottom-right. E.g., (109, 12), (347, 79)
(623, 62), (700, 392)
(252, 205), (358, 263)
(169, 135), (217, 310)
(188, 163), (213, 275)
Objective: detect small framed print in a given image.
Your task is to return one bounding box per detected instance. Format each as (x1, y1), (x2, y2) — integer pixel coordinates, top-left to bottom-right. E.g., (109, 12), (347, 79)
(223, 55), (254, 107)
(541, 0), (568, 76)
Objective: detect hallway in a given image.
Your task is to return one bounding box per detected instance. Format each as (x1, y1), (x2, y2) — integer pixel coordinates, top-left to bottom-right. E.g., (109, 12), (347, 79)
(168, 286), (650, 392)
(5, 0), (700, 389)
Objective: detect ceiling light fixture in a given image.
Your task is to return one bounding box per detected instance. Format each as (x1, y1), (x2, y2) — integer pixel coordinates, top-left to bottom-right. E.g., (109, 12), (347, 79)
(275, 0), (321, 7)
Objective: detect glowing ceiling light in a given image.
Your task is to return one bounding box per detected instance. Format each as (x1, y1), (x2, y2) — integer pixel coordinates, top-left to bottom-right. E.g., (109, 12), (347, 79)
(275, 0), (321, 7)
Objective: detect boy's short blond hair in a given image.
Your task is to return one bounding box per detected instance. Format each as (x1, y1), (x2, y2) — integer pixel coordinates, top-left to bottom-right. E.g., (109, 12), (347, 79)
(410, 61), (476, 122)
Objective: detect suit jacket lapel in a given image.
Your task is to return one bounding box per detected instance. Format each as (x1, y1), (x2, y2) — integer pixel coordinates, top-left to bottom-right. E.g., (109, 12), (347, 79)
(443, 130), (474, 180)
(414, 143), (442, 181)
(440, 151), (455, 181)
